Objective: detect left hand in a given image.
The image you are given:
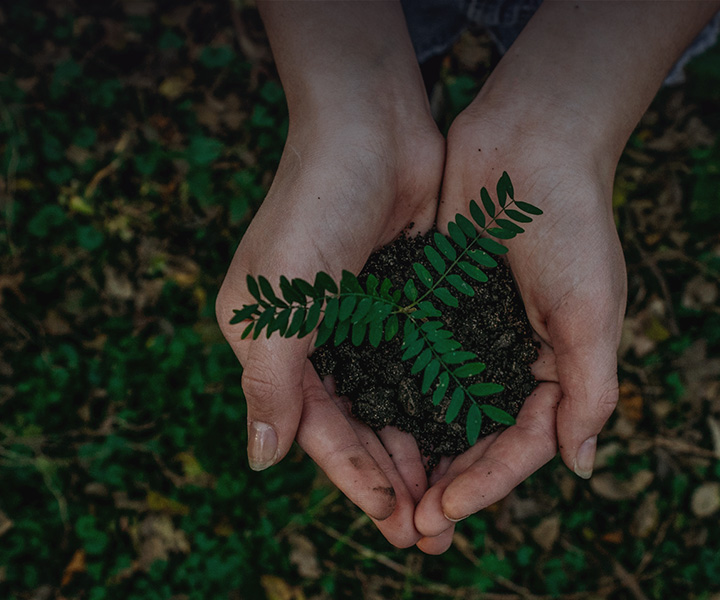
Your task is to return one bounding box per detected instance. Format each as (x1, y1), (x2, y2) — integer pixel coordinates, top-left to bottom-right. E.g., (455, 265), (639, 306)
(412, 103), (627, 554)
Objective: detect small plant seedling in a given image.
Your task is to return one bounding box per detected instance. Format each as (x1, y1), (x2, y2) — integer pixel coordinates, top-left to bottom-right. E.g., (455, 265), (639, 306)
(231, 172), (542, 445)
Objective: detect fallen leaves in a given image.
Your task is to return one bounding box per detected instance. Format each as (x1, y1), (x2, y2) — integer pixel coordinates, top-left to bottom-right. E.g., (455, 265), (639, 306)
(590, 470), (655, 501)
(691, 482), (720, 517)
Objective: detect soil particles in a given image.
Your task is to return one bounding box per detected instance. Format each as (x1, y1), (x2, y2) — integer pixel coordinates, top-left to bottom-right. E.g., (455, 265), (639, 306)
(310, 228), (538, 468)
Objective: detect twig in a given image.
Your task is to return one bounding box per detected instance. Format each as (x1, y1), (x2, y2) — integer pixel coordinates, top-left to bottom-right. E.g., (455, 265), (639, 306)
(635, 514), (673, 577)
(594, 542), (649, 600)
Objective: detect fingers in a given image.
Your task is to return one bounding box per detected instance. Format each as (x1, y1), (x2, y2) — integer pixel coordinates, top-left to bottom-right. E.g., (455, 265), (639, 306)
(415, 384), (560, 537)
(377, 427), (427, 504)
(546, 295), (622, 479)
(416, 526), (455, 555)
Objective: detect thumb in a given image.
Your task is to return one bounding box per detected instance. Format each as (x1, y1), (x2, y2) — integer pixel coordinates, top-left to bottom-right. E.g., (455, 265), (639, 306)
(216, 279), (306, 471)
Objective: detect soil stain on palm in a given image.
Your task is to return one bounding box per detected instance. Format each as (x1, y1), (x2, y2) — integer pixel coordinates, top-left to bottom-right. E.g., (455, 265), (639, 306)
(311, 228), (538, 468)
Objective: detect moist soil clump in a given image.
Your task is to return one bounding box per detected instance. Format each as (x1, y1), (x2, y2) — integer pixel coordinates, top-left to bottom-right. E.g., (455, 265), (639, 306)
(310, 228), (539, 468)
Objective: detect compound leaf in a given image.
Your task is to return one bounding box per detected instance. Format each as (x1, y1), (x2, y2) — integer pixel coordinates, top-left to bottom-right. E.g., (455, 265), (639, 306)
(496, 218), (524, 234)
(280, 276), (304, 304)
(365, 273), (379, 295)
(497, 171), (514, 205)
(259, 275), (287, 307)
(433, 287), (458, 307)
(230, 304), (258, 324)
(467, 249), (497, 268)
(404, 279), (418, 302)
(445, 387), (465, 423)
(456, 213), (477, 238)
(368, 319), (383, 348)
(299, 299), (323, 337)
(424, 245), (446, 274)
(442, 350), (477, 364)
(432, 372), (450, 405)
(434, 232), (457, 261)
(432, 339), (462, 353)
(254, 306), (275, 339)
(515, 200), (543, 215)
(505, 208), (533, 223)
(447, 221), (467, 248)
(292, 277), (316, 299)
(481, 404), (516, 425)
(411, 348), (433, 375)
(241, 321), (254, 339)
(351, 321), (367, 346)
(447, 274), (475, 297)
(415, 301), (442, 318)
(384, 314), (399, 341)
(339, 296), (357, 321)
(340, 270), (363, 294)
(285, 307), (306, 337)
(323, 297), (339, 329)
(467, 382), (504, 396)
(469, 199), (486, 229)
(314, 317), (334, 347)
(466, 404), (483, 445)
(458, 261), (488, 283)
(274, 307), (291, 336)
(421, 359), (440, 394)
(454, 362), (486, 378)
(314, 271), (338, 295)
(351, 297), (373, 324)
(379, 277), (393, 299)
(247, 275), (262, 302)
(413, 263), (433, 289)
(402, 338), (425, 361)
(478, 238), (509, 255)
(334, 318), (351, 345)
(481, 187), (495, 218)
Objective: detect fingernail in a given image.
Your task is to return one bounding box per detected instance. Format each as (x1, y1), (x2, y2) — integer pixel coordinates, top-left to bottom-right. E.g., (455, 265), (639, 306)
(573, 435), (597, 479)
(248, 421), (278, 471)
(443, 512), (469, 523)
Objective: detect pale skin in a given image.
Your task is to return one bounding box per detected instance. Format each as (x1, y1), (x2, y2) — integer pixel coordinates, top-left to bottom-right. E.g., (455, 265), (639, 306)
(216, 1), (720, 553)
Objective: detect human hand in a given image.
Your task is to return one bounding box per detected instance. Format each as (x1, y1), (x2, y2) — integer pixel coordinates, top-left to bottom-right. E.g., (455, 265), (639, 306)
(413, 105), (627, 553)
(216, 104), (445, 546)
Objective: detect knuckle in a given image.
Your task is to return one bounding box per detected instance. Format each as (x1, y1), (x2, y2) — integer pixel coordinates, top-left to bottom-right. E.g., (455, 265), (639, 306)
(241, 368), (281, 408)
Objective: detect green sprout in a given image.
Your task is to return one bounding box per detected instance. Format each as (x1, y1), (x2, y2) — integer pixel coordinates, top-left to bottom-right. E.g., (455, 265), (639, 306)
(231, 172), (542, 445)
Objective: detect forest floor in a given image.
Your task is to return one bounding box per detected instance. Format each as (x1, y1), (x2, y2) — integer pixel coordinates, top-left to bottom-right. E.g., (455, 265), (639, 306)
(1, 2), (720, 599)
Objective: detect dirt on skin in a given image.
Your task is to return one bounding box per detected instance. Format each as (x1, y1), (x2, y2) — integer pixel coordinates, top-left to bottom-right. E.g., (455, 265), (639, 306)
(310, 228), (539, 468)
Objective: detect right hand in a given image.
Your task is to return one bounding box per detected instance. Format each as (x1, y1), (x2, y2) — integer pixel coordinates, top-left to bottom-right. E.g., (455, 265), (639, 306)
(216, 108), (445, 547)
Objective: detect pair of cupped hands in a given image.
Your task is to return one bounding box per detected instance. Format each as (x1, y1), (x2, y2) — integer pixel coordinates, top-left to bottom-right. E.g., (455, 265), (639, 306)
(216, 85), (627, 553)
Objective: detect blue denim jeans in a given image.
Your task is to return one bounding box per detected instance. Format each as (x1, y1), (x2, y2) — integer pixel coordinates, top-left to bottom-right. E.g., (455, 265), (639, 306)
(401, 0), (720, 85)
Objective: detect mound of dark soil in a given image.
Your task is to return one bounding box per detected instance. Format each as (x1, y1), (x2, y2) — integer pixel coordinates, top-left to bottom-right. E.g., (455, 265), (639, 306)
(310, 228), (538, 468)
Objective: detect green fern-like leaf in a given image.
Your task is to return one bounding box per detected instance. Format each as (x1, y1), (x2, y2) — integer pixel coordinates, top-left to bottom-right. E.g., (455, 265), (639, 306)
(466, 404), (483, 445)
(433, 372), (450, 405)
(434, 232), (457, 261)
(433, 287), (458, 307)
(445, 388), (465, 423)
(413, 263), (433, 289)
(421, 359), (441, 394)
(424, 246), (446, 274)
(480, 404), (516, 425)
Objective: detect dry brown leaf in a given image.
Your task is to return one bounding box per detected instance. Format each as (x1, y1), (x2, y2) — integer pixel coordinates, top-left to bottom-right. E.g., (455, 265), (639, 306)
(61, 549), (86, 587)
(618, 382), (644, 423)
(288, 533), (321, 579)
(590, 470), (654, 501)
(146, 491), (190, 516)
(133, 514), (190, 571)
(104, 267), (134, 301)
(260, 574), (305, 600)
(0, 510), (13, 537)
(682, 274), (719, 311)
(708, 416), (720, 460)
(691, 482), (720, 517)
(630, 491), (659, 538)
(531, 515), (561, 551)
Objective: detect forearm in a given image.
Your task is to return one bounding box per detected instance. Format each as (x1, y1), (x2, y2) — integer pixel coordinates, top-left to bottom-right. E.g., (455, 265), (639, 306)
(470, 1), (720, 170)
(257, 0), (430, 123)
